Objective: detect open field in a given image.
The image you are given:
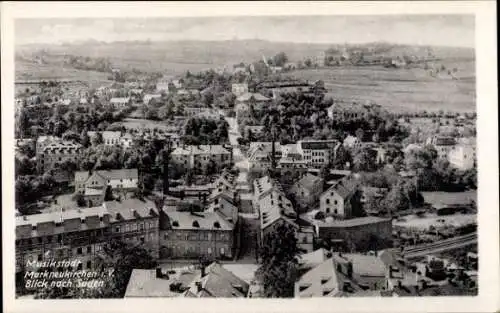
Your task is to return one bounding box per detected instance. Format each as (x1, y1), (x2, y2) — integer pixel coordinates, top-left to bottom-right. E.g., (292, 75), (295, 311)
(15, 60), (112, 88)
(288, 64), (475, 113)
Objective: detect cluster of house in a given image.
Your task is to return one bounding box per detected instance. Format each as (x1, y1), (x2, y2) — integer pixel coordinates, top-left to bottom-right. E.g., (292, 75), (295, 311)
(293, 246), (477, 298)
(404, 135), (476, 170)
(16, 170), (241, 274)
(170, 144), (233, 174)
(247, 140), (346, 174)
(254, 173), (393, 254)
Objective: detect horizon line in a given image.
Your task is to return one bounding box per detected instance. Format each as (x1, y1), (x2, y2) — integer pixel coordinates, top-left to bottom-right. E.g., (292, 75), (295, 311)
(15, 38), (475, 49)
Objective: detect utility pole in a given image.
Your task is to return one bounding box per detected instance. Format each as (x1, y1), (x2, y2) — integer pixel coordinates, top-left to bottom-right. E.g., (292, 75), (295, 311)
(271, 126), (277, 173)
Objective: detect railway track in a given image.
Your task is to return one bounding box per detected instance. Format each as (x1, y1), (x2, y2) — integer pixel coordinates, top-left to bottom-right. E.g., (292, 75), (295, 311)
(403, 233), (477, 259)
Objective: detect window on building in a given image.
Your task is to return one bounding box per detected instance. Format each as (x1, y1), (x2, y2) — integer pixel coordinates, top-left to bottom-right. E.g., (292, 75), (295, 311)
(326, 199), (330, 204)
(77, 247), (82, 255)
(87, 246), (91, 253)
(77, 263), (83, 270)
(115, 226), (120, 233)
(334, 200), (338, 205)
(86, 261), (92, 269)
(334, 209), (338, 214)
(37, 254), (42, 261)
(220, 247), (225, 255)
(140, 237), (145, 244)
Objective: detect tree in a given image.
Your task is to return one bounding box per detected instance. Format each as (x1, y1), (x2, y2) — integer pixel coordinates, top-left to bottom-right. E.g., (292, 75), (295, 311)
(34, 240), (156, 299)
(256, 223), (301, 298)
(381, 180), (411, 215)
(273, 52), (289, 67)
(104, 185), (114, 202)
(304, 58), (312, 68)
(91, 132), (104, 146)
(352, 147), (377, 172)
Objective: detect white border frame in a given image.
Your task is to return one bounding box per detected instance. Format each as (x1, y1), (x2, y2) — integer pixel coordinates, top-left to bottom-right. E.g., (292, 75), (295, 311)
(2, 2), (498, 313)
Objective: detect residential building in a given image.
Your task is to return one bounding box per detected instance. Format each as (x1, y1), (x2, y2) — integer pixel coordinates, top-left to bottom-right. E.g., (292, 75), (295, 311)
(36, 139), (83, 180)
(156, 82), (171, 93)
(15, 206), (111, 274)
(343, 135), (362, 149)
(426, 135), (456, 159)
(295, 258), (343, 297)
(109, 97), (132, 108)
(235, 93), (271, 119)
(87, 131), (122, 146)
(244, 125), (265, 137)
(448, 144), (475, 170)
(277, 155), (309, 175)
(120, 133), (134, 149)
(143, 94), (162, 105)
(74, 169), (139, 206)
(104, 199), (160, 259)
(256, 80), (312, 100)
(253, 176), (314, 252)
(171, 145), (232, 173)
(319, 179), (362, 219)
(183, 262), (249, 297)
(294, 250), (389, 298)
(247, 142), (282, 173)
(290, 173), (324, 213)
(184, 107), (221, 120)
(332, 252), (387, 291)
(125, 266), (199, 298)
(231, 83), (249, 96)
(159, 211), (235, 259)
(294, 139), (340, 168)
(327, 102), (381, 120)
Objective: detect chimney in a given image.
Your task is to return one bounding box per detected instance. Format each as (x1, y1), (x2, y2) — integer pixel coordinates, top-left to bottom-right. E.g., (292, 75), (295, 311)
(156, 267), (163, 278)
(195, 281), (202, 293)
(397, 280), (402, 288)
(389, 265), (393, 278)
(201, 264), (206, 277)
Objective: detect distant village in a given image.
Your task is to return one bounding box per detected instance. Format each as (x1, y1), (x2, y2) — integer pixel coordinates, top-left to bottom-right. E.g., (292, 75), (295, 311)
(14, 46), (477, 299)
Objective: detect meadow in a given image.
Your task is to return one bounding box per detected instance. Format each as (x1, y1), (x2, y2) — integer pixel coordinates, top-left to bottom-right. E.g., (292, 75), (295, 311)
(288, 64), (475, 113)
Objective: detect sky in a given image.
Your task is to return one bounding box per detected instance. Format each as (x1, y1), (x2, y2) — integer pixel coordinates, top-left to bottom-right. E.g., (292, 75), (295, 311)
(15, 15), (475, 48)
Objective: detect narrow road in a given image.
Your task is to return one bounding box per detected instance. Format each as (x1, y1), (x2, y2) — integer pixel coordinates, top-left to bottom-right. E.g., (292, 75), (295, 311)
(221, 111), (260, 261)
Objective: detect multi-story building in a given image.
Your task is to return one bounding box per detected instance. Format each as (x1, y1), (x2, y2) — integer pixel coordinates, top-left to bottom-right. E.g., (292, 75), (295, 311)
(319, 179), (362, 219)
(253, 176), (314, 252)
(231, 83), (249, 97)
(247, 142), (282, 173)
(448, 144), (476, 170)
(327, 102), (382, 120)
(87, 131), (122, 146)
(36, 139), (83, 179)
(426, 136), (457, 159)
(159, 211), (235, 259)
(143, 94), (162, 105)
(290, 173), (324, 213)
(120, 133), (134, 149)
(343, 135), (362, 150)
(170, 145), (232, 173)
(109, 97), (132, 108)
(15, 206), (112, 274)
(256, 80), (313, 100)
(74, 169), (139, 194)
(295, 140), (340, 168)
(184, 107), (221, 120)
(104, 199), (160, 259)
(235, 93), (272, 119)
